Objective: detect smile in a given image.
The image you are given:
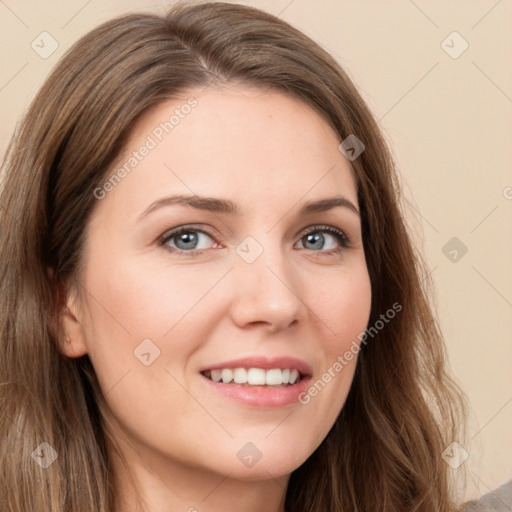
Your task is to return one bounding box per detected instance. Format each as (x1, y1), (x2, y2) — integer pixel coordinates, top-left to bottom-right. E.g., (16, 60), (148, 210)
(201, 367), (302, 386)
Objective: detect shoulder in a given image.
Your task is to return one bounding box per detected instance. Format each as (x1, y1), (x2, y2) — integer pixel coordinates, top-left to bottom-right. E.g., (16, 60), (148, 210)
(460, 479), (512, 511)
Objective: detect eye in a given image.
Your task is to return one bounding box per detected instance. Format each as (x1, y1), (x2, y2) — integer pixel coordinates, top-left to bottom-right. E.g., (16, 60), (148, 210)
(158, 224), (351, 256)
(159, 225), (218, 254)
(296, 225), (350, 254)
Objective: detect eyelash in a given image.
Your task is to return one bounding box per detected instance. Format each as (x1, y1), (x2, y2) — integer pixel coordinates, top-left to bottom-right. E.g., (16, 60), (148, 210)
(158, 224), (351, 257)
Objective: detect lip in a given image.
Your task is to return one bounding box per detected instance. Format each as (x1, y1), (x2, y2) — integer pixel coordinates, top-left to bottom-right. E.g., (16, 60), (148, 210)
(199, 356), (313, 408)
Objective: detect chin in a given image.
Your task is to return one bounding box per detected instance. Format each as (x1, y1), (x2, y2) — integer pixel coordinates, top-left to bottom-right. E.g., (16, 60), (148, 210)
(213, 441), (314, 481)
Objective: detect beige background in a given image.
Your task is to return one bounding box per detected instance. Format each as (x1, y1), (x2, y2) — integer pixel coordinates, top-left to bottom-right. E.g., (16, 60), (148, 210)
(1, 0), (511, 503)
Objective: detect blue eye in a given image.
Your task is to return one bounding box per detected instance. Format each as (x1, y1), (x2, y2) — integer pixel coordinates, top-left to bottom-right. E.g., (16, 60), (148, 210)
(160, 226), (217, 252)
(159, 224), (351, 256)
(297, 225), (350, 253)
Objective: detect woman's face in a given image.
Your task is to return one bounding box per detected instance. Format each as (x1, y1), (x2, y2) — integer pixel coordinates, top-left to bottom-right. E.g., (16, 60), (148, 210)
(62, 84), (372, 482)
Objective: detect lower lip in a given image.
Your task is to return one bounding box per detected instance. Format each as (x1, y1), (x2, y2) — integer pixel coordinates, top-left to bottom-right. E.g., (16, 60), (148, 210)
(200, 374), (312, 408)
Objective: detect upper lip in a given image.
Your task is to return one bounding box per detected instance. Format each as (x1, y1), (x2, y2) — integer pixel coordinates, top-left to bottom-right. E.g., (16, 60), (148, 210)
(200, 356), (312, 377)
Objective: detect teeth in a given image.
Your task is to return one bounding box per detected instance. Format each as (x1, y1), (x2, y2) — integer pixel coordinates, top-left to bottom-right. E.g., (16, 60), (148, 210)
(233, 368), (247, 383)
(265, 369), (283, 385)
(205, 368), (302, 386)
(221, 369), (233, 383)
(247, 368), (266, 385)
(211, 369), (222, 382)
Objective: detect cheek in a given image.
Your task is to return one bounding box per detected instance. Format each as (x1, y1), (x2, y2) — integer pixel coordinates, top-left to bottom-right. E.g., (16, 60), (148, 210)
(77, 256), (219, 443)
(79, 254), (229, 376)
(298, 265), (371, 429)
(313, 265), (372, 350)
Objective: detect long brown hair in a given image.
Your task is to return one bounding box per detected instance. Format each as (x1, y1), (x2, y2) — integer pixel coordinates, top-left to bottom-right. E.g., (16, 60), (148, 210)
(0, 2), (468, 510)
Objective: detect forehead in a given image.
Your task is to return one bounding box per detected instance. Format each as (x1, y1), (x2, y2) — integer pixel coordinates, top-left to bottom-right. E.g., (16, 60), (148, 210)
(96, 84), (357, 218)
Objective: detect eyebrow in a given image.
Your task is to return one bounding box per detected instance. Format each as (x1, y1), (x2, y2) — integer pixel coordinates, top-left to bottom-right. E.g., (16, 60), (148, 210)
(138, 194), (360, 220)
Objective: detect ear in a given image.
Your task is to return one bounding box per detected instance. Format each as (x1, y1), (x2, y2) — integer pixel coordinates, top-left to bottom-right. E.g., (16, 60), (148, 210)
(59, 288), (89, 358)
(48, 269), (88, 358)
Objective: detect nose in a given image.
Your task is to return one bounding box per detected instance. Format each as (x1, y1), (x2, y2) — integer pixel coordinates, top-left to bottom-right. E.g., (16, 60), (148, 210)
(229, 242), (308, 333)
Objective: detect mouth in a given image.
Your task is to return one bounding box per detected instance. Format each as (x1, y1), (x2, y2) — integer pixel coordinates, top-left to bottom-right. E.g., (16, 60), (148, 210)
(200, 367), (305, 387)
(198, 356), (313, 407)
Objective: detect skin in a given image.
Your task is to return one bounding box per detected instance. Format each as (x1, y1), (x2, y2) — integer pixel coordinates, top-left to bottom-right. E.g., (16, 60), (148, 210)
(59, 84), (372, 512)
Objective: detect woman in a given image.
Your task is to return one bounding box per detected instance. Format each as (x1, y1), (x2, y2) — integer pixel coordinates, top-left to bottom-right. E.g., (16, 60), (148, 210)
(0, 2), (470, 511)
